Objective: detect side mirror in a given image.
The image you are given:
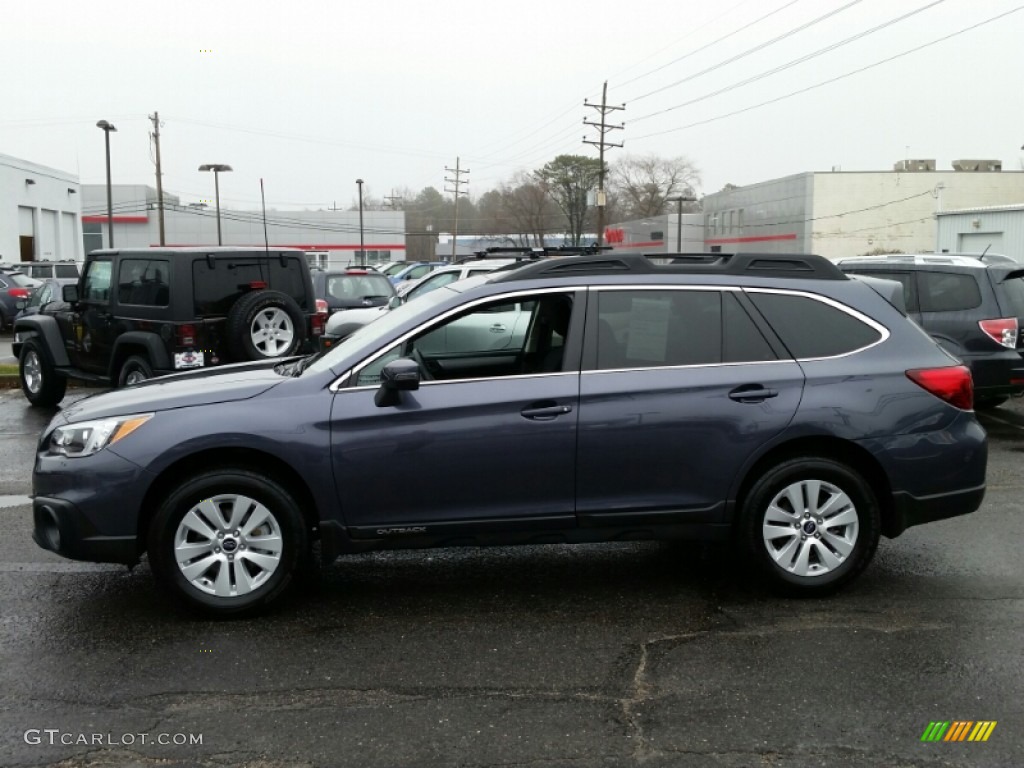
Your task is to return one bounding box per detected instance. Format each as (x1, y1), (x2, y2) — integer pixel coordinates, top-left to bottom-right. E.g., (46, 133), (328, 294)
(387, 295), (404, 310)
(63, 284), (79, 303)
(374, 358), (421, 407)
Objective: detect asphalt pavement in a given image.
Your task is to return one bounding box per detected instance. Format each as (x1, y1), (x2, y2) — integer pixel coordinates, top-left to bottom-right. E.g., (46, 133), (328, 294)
(0, 388), (1021, 767)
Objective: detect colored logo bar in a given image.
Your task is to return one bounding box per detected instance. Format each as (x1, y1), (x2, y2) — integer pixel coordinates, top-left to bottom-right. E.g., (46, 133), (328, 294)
(921, 721), (997, 742)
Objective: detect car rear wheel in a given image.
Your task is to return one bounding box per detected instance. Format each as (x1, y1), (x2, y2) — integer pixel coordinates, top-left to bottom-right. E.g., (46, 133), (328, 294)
(226, 290), (306, 361)
(19, 338), (67, 407)
(148, 470), (308, 616)
(117, 355), (153, 387)
(741, 457), (880, 595)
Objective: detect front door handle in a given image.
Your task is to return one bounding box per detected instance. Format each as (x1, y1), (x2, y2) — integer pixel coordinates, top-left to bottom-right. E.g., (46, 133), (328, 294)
(521, 403), (573, 420)
(728, 385), (779, 403)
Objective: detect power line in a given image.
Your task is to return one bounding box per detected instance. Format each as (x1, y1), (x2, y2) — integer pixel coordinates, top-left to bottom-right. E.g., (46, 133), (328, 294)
(631, 0), (948, 125)
(631, 4), (1023, 141)
(626, 0), (865, 103)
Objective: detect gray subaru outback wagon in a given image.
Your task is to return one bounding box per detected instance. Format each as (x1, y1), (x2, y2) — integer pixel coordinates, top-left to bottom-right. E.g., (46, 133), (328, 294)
(31, 252), (987, 615)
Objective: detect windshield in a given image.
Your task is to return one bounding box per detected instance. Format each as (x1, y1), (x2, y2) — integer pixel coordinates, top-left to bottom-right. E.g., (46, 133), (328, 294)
(305, 283), (456, 375)
(326, 273), (393, 300)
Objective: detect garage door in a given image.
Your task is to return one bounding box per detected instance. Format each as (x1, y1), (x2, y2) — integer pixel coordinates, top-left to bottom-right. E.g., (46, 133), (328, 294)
(958, 232), (1004, 255)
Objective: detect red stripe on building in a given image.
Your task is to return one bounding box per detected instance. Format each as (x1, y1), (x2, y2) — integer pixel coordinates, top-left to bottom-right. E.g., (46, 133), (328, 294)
(622, 241), (665, 248)
(160, 243), (406, 250)
(82, 215), (149, 224)
(705, 234), (797, 244)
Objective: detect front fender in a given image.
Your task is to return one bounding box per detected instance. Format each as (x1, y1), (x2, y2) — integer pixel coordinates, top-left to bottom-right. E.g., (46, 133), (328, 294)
(12, 314), (70, 366)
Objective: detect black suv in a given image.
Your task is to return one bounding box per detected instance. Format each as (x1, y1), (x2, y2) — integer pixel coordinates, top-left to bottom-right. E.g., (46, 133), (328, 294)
(13, 247), (324, 406)
(838, 253), (1024, 408)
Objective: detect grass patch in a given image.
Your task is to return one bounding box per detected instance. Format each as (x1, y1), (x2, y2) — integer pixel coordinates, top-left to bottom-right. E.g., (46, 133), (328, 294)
(0, 364), (18, 376)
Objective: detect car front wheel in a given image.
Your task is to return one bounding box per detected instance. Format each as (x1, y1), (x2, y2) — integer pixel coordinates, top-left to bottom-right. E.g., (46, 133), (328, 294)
(148, 470), (309, 616)
(741, 457), (880, 595)
(19, 338), (67, 407)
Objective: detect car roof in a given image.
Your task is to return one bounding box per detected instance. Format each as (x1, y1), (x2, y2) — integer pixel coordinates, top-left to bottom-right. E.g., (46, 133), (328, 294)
(836, 253), (1010, 269)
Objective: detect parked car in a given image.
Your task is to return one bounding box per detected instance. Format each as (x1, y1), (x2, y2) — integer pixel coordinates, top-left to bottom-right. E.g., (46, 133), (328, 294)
(838, 253), (1024, 409)
(16, 260), (81, 280)
(0, 269), (41, 331)
(377, 261), (411, 278)
(388, 261), (445, 287)
(13, 277), (77, 321)
(30, 251), (986, 616)
(311, 267), (396, 314)
(13, 247), (324, 406)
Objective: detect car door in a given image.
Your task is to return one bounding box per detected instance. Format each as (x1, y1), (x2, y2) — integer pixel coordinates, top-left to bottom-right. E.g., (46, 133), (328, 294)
(329, 289), (583, 535)
(69, 258), (116, 373)
(574, 287), (804, 526)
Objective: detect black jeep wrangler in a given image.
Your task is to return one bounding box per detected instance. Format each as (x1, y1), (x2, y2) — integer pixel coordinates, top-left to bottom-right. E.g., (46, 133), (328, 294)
(13, 247), (324, 407)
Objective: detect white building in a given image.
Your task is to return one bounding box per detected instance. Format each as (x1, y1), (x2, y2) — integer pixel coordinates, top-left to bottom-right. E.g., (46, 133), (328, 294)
(936, 204), (1024, 261)
(702, 162), (1024, 260)
(0, 153), (82, 263)
(604, 213), (704, 253)
(81, 184), (407, 267)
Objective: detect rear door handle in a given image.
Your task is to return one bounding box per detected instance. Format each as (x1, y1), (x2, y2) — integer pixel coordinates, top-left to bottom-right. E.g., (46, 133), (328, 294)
(521, 404), (573, 420)
(728, 386), (779, 403)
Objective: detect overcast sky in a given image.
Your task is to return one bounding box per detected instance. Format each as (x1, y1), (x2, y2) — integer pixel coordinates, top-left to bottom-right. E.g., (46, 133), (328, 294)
(2, 0), (1022, 212)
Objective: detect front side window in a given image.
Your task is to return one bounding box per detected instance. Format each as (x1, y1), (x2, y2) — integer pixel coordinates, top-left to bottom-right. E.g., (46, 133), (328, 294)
(354, 292), (573, 386)
(82, 260), (112, 302)
(406, 271), (460, 301)
(596, 289), (722, 370)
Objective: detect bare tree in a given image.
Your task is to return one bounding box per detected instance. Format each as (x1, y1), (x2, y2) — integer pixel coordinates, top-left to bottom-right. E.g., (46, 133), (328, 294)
(498, 173), (560, 246)
(609, 154), (701, 219)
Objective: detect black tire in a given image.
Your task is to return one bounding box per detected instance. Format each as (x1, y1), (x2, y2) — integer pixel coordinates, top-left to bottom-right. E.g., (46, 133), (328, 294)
(226, 290), (306, 362)
(19, 338), (67, 407)
(740, 457), (881, 596)
(974, 395), (1008, 411)
(147, 469), (309, 616)
(117, 354), (154, 388)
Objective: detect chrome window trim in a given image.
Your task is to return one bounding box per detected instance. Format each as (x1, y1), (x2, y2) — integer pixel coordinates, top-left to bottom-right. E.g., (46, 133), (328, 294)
(330, 285), (583, 392)
(336, 369), (578, 394)
(582, 358), (797, 376)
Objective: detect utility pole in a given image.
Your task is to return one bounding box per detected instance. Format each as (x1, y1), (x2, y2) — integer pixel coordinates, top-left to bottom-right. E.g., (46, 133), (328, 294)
(583, 81), (624, 246)
(149, 111), (166, 245)
(383, 190), (404, 209)
(444, 157), (469, 262)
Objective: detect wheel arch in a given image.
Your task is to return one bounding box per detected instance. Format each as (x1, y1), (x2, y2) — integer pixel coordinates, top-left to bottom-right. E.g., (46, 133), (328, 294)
(109, 333), (171, 380)
(13, 314), (70, 366)
(733, 436), (897, 538)
(137, 447), (321, 556)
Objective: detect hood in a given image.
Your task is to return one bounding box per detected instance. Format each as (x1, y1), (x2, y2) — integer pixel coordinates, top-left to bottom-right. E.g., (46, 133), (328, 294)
(59, 363), (287, 423)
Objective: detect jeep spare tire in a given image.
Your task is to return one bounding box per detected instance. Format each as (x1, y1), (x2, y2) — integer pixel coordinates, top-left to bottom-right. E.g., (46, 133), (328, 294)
(226, 290), (307, 361)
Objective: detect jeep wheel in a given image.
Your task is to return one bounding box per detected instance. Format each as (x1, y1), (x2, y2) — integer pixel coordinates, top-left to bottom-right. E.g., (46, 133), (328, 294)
(147, 469), (309, 616)
(226, 290), (306, 361)
(117, 355), (154, 387)
(741, 457), (880, 596)
(19, 338), (67, 407)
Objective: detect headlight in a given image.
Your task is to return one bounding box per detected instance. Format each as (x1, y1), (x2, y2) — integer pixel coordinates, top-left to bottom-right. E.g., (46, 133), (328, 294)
(48, 413), (154, 458)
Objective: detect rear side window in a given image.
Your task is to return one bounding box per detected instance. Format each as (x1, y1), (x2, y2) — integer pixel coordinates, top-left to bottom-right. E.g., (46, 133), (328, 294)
(748, 291), (882, 359)
(596, 289), (722, 369)
(117, 258), (170, 306)
(55, 265), (79, 278)
(918, 272), (982, 312)
(723, 293), (777, 363)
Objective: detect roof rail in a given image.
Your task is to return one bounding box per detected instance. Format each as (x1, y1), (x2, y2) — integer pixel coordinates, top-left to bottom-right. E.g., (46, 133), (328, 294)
(492, 251), (847, 282)
(456, 244), (613, 264)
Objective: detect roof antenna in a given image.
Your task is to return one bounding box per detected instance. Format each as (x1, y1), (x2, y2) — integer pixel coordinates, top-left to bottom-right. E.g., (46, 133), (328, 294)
(260, 178), (269, 252)
(980, 244), (991, 259)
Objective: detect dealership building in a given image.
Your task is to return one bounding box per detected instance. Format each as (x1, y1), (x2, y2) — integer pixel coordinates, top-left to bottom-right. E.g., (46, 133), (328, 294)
(936, 203), (1024, 261)
(700, 160), (1024, 260)
(81, 185), (406, 266)
(0, 153), (82, 263)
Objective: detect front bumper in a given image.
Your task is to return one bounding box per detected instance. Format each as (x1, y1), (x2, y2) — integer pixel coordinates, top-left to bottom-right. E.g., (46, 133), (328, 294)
(32, 446), (151, 565)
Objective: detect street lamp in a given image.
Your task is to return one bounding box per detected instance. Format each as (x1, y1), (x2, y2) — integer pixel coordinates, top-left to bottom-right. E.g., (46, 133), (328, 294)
(356, 178), (365, 266)
(96, 120), (117, 247)
(198, 164), (233, 245)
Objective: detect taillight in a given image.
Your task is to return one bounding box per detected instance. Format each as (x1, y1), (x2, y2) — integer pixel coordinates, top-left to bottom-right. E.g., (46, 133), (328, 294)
(311, 313), (325, 337)
(316, 299), (328, 315)
(906, 366), (973, 410)
(7, 288), (30, 298)
(978, 318), (1018, 349)
(177, 324), (196, 346)
(248, 281), (268, 290)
